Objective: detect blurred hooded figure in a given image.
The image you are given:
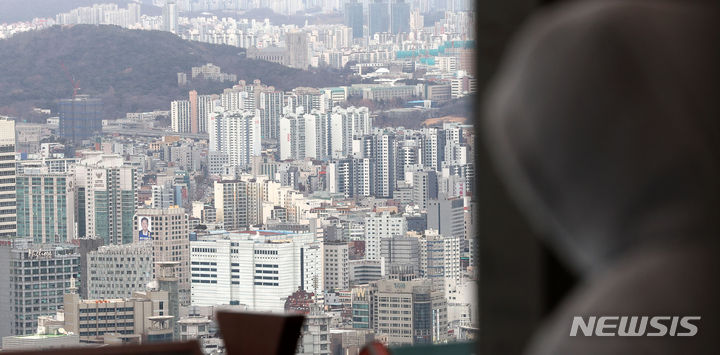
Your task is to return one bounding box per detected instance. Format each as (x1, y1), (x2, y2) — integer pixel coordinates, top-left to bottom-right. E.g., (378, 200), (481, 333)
(484, 0), (719, 354)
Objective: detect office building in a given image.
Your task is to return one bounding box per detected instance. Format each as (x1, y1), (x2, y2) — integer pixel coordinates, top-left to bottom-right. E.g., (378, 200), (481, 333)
(297, 305), (332, 355)
(419, 230), (461, 287)
(86, 243), (153, 300)
(134, 207), (191, 306)
(2, 316), (79, 350)
(351, 284), (374, 329)
(74, 153), (136, 245)
(16, 168), (75, 244)
(63, 289), (172, 343)
(345, 1), (364, 38)
(380, 235), (420, 276)
(324, 241), (349, 291)
(151, 182), (175, 209)
(57, 96), (102, 143)
(427, 194), (465, 239)
(177, 316), (212, 342)
(369, 1), (390, 35)
(71, 237), (104, 300)
(0, 118), (16, 239)
(349, 260), (383, 286)
(412, 170), (438, 210)
(370, 279), (448, 346)
(287, 31), (309, 70)
(0, 243), (80, 339)
(390, 0), (410, 34)
(189, 231), (323, 311)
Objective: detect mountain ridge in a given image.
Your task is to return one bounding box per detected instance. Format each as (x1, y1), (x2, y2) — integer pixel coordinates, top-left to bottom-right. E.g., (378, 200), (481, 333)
(0, 25), (350, 120)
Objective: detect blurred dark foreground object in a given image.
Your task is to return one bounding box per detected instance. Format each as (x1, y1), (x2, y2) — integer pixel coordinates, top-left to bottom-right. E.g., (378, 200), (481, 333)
(0, 340), (204, 355)
(0, 311), (305, 355)
(216, 311), (305, 355)
(484, 0), (719, 354)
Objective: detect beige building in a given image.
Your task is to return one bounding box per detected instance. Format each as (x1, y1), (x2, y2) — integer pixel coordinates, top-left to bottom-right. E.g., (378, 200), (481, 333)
(134, 207), (191, 306)
(372, 279), (448, 346)
(63, 290), (172, 343)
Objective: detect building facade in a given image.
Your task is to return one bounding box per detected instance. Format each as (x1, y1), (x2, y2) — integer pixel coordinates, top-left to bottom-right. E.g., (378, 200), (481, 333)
(86, 243), (153, 300)
(0, 243), (80, 338)
(190, 231), (323, 311)
(16, 168), (75, 243)
(134, 207), (191, 306)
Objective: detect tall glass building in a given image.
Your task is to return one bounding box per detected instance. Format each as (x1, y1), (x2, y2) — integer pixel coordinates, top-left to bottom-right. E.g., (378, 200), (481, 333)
(58, 96), (102, 143)
(15, 168), (75, 244)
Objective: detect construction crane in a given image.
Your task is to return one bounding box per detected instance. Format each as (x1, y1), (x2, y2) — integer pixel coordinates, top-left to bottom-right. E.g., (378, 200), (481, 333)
(59, 61), (80, 98)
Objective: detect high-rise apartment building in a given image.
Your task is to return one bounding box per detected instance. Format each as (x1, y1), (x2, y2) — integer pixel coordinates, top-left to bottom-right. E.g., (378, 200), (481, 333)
(412, 170), (438, 210)
(259, 91), (284, 140)
(188, 90), (199, 133)
(0, 118), (16, 239)
(390, 0), (410, 34)
(197, 94), (216, 133)
(374, 131), (396, 198)
(345, 0), (364, 38)
(16, 168), (75, 243)
(75, 152), (136, 245)
(209, 109), (261, 170)
(86, 243), (153, 300)
(171, 99), (191, 133)
(57, 96), (102, 143)
(369, 1), (390, 35)
(286, 31), (309, 69)
(213, 179), (248, 231)
(134, 207), (191, 306)
(162, 0), (178, 34)
(364, 212), (406, 261)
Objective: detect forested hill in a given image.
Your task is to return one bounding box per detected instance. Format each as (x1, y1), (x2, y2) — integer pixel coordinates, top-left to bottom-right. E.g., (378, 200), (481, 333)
(0, 25), (349, 120)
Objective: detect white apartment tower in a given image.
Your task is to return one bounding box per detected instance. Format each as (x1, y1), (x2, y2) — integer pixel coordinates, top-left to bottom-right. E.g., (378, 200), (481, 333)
(171, 100), (191, 133)
(364, 212), (407, 261)
(213, 179), (249, 231)
(210, 109), (261, 170)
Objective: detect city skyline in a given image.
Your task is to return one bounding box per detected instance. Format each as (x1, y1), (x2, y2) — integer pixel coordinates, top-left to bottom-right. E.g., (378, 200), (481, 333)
(0, 1), (476, 353)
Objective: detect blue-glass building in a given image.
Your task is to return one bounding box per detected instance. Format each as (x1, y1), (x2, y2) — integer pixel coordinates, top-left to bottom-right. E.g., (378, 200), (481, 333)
(58, 96), (102, 143)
